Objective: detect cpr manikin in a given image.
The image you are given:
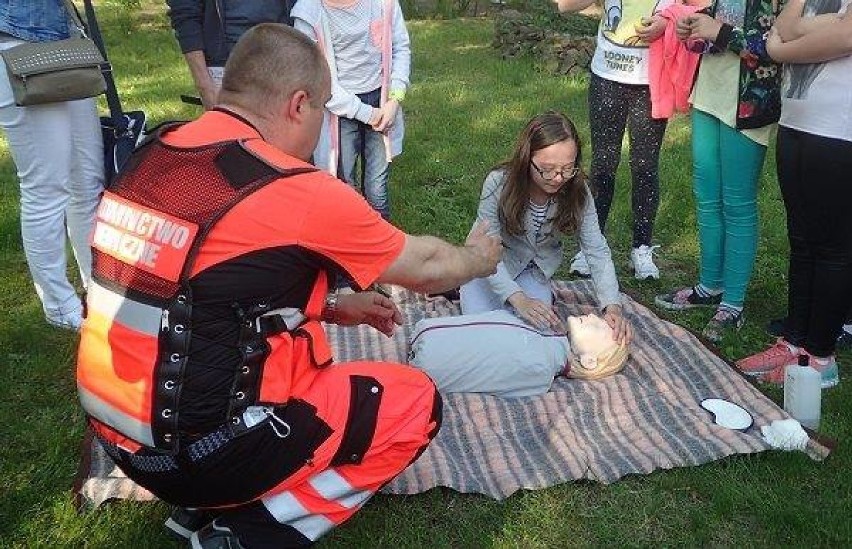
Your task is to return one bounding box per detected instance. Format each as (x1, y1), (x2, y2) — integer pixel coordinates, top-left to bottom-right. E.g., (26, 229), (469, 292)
(408, 310), (629, 398)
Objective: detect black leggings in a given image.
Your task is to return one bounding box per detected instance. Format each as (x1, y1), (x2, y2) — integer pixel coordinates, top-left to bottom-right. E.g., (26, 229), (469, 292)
(778, 126), (852, 357)
(588, 73), (668, 247)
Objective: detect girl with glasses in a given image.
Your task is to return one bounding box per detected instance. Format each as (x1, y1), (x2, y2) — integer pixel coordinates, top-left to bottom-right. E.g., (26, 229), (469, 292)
(460, 112), (631, 343)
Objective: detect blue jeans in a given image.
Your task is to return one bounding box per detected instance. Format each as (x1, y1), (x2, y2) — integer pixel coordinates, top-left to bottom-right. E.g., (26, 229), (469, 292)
(337, 88), (390, 219)
(691, 109), (766, 309)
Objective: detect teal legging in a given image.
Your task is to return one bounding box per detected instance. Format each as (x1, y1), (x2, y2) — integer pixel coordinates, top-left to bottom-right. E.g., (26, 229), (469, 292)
(691, 109), (767, 308)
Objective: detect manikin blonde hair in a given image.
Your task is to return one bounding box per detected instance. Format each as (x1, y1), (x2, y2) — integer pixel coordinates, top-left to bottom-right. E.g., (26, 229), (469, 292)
(565, 339), (629, 381)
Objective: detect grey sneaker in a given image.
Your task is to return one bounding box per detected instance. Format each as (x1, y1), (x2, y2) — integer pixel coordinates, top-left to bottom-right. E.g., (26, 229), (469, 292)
(655, 286), (722, 311)
(165, 507), (216, 540)
(569, 251), (591, 277)
(191, 521), (246, 549)
(702, 307), (744, 343)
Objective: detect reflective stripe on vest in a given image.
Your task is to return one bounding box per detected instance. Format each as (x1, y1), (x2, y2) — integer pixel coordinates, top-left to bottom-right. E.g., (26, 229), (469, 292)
(77, 280), (162, 448)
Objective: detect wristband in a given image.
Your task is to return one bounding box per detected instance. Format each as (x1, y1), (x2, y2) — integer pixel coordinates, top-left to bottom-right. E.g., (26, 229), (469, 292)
(388, 89), (406, 102)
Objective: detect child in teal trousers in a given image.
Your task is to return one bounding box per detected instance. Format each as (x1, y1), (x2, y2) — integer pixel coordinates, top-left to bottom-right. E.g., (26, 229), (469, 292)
(655, 0), (783, 342)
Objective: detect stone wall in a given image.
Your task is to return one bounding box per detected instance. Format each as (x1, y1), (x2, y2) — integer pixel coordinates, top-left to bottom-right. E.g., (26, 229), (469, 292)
(493, 9), (597, 77)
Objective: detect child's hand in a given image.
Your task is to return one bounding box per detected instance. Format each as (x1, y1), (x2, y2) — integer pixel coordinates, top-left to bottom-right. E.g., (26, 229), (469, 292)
(676, 16), (694, 40)
(635, 15), (667, 42)
(368, 107), (382, 127)
(508, 292), (563, 331)
(686, 13), (723, 41)
(372, 99), (399, 133)
(603, 305), (632, 345)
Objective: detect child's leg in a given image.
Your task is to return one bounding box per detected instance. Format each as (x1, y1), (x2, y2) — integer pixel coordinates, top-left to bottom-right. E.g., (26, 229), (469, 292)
(460, 267), (552, 315)
(337, 116), (364, 190)
(717, 123), (766, 309)
(363, 125), (390, 219)
(777, 127), (810, 347)
(785, 129), (852, 357)
(626, 85), (667, 248)
(691, 110), (724, 293)
(514, 267), (553, 307)
(459, 277), (503, 314)
(588, 73), (631, 233)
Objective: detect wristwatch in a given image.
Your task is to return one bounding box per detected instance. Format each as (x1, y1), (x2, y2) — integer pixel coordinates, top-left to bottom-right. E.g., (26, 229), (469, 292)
(321, 292), (339, 323)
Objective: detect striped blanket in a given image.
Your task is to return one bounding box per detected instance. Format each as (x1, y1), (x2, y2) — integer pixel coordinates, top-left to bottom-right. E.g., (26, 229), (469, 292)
(75, 280), (829, 507)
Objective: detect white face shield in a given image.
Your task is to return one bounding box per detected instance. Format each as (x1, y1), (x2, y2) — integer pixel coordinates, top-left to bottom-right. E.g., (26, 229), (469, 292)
(700, 398), (754, 431)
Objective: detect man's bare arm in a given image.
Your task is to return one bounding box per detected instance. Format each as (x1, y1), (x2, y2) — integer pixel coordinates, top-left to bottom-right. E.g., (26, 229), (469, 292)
(378, 223), (501, 294)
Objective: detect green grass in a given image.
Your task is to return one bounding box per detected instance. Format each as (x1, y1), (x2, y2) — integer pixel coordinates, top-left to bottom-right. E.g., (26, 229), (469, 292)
(1, 3), (851, 547)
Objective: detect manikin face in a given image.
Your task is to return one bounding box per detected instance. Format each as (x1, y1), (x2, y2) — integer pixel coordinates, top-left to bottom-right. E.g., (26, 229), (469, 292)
(567, 314), (617, 370)
(528, 139), (579, 204)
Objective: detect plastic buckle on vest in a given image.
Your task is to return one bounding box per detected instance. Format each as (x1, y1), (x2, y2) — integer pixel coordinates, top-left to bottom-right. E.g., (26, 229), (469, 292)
(254, 307), (307, 337)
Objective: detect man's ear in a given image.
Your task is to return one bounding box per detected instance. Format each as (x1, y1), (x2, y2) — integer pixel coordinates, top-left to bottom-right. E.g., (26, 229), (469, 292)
(286, 90), (310, 121)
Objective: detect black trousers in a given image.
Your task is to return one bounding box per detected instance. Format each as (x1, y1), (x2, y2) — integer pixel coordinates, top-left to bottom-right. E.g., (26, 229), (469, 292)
(588, 73), (668, 247)
(777, 126), (852, 357)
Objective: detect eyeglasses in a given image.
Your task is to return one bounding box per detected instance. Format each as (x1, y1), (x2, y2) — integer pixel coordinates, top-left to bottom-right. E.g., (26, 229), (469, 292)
(530, 161), (580, 181)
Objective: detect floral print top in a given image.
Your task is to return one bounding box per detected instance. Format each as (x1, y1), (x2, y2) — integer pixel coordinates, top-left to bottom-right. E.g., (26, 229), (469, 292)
(704, 0), (784, 129)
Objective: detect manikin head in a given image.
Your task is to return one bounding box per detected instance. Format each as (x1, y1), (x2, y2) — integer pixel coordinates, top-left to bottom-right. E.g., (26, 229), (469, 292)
(565, 314), (629, 380)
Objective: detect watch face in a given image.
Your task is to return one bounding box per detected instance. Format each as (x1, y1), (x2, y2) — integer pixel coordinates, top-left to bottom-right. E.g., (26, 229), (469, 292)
(700, 398), (754, 431)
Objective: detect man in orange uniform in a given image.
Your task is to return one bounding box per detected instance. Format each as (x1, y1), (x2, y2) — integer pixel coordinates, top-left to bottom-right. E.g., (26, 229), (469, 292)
(76, 24), (501, 548)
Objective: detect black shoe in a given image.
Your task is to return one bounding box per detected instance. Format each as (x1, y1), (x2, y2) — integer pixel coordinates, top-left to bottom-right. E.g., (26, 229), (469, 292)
(164, 507), (216, 540)
(766, 317), (787, 338)
(191, 521), (246, 549)
(426, 287), (460, 301)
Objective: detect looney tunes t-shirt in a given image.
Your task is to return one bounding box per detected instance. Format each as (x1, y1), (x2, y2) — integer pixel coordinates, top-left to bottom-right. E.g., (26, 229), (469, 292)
(590, 0), (675, 84)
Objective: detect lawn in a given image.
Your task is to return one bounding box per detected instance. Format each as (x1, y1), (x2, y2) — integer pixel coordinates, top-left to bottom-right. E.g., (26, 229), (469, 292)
(0, 2), (850, 547)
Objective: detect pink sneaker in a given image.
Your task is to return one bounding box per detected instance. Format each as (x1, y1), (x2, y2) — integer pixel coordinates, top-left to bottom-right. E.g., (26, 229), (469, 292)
(759, 356), (840, 389)
(735, 339), (800, 376)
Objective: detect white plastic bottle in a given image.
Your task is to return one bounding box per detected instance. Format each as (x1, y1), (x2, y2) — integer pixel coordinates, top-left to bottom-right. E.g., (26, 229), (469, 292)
(784, 355), (821, 430)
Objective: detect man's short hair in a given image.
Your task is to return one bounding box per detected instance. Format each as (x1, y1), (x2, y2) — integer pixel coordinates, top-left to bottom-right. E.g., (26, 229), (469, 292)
(219, 24), (328, 114)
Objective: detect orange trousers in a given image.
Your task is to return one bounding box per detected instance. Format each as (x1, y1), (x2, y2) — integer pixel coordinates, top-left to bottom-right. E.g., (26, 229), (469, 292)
(213, 361), (441, 547)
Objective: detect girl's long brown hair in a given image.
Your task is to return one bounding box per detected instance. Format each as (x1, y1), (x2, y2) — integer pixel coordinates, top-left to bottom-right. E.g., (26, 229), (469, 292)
(494, 111), (587, 237)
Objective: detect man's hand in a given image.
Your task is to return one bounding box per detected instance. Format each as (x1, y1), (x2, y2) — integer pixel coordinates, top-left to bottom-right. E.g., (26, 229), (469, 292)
(636, 15), (667, 43)
(372, 99), (399, 133)
(603, 304), (633, 345)
(464, 221), (502, 278)
(508, 292), (563, 331)
(333, 291), (403, 337)
(684, 13), (723, 41)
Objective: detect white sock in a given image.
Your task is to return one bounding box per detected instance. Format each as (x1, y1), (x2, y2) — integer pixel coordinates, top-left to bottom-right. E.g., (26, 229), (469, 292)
(811, 355), (834, 366)
(843, 323), (852, 335)
(783, 340), (800, 353)
(696, 284), (722, 297)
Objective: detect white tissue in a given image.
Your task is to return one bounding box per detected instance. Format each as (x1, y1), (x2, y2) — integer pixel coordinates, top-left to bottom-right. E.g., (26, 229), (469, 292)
(760, 419), (809, 451)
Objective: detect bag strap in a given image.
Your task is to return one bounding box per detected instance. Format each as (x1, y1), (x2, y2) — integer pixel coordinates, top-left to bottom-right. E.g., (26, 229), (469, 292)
(61, 0), (88, 38)
(79, 0), (128, 134)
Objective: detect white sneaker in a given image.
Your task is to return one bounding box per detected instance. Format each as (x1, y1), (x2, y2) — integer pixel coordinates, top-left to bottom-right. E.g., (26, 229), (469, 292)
(45, 309), (83, 332)
(630, 245), (660, 280)
(568, 251), (591, 277)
